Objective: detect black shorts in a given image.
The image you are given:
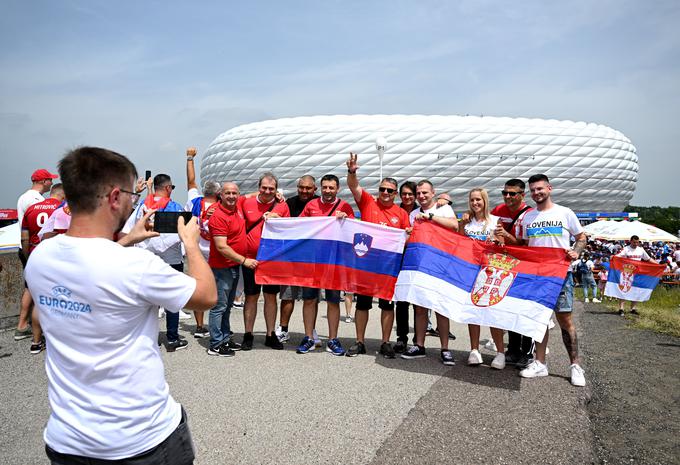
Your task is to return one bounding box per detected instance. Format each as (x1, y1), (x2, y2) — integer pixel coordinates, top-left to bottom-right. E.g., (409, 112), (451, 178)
(355, 294), (394, 311)
(242, 266), (280, 296)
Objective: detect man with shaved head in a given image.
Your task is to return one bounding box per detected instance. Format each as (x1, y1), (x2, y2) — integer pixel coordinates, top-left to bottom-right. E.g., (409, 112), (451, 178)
(205, 181), (250, 357)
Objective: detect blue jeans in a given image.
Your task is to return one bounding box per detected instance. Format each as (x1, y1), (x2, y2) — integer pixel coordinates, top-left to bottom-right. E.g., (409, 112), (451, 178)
(555, 272), (574, 313)
(167, 263), (184, 342)
(209, 267), (239, 349)
(581, 271), (597, 299)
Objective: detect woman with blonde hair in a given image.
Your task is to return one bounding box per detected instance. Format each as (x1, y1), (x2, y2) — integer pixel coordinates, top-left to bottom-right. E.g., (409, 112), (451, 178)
(457, 188), (507, 369)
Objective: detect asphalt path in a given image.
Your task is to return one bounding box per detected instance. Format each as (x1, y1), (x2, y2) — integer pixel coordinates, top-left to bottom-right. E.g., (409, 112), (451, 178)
(0, 301), (592, 465)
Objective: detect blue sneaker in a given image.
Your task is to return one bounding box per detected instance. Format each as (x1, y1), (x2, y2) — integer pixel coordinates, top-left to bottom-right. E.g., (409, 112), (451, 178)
(326, 338), (346, 356)
(296, 336), (316, 354)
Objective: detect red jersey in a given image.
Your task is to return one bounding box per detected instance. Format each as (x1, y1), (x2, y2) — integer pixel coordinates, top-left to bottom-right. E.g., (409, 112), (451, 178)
(491, 203), (532, 238)
(21, 198), (61, 253)
(208, 203), (247, 268)
(238, 196), (290, 258)
(357, 190), (410, 229)
(300, 198), (355, 218)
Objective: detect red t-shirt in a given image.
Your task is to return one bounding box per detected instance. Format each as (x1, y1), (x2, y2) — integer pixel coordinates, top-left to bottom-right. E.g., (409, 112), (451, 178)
(208, 203), (247, 268)
(21, 198), (61, 253)
(357, 190), (410, 229)
(238, 196), (290, 258)
(491, 202), (532, 238)
(300, 198), (355, 218)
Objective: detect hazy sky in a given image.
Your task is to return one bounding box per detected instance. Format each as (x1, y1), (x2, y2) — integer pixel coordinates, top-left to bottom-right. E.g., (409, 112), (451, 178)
(1, 0), (678, 208)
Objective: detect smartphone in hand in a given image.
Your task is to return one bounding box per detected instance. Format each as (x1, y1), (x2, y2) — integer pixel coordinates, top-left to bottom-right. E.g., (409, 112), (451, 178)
(153, 212), (193, 233)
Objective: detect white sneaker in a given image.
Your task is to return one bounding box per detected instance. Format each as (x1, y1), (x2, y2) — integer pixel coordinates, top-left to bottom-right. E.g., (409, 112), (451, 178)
(467, 349), (483, 366)
(490, 352), (506, 370)
(519, 360), (549, 378)
(584, 298), (590, 303)
(592, 298), (601, 303)
(313, 328), (322, 347)
(158, 307), (165, 318)
(484, 339), (497, 352)
(570, 364), (586, 387)
(179, 309), (191, 320)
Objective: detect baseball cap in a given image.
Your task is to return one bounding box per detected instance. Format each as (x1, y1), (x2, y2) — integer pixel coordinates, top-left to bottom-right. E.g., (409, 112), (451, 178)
(31, 169), (58, 182)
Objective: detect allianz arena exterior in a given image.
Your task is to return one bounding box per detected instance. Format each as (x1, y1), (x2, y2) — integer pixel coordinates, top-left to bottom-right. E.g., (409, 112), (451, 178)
(200, 115), (638, 212)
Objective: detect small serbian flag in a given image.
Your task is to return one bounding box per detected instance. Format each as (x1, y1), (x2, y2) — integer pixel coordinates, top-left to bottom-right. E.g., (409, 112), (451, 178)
(605, 256), (665, 302)
(393, 222), (571, 342)
(256, 217), (407, 300)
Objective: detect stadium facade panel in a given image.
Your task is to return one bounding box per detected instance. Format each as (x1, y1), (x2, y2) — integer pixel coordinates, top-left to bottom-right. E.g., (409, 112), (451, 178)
(200, 115), (638, 212)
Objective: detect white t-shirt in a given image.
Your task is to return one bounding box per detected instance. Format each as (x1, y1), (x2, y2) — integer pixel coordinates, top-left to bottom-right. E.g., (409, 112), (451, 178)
(38, 205), (71, 239)
(17, 189), (45, 224)
(184, 187), (213, 259)
(463, 214), (500, 241)
(25, 234), (196, 459)
(122, 202), (183, 265)
(520, 203), (584, 249)
(408, 203), (456, 225)
(617, 245), (651, 261)
(672, 249), (680, 263)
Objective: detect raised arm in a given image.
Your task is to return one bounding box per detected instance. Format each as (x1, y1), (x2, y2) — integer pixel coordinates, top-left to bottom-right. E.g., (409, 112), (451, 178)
(186, 147), (198, 191)
(346, 152), (363, 204)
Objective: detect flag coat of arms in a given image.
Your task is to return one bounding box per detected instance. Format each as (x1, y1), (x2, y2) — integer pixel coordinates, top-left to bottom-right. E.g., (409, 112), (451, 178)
(393, 222), (571, 342)
(256, 217), (407, 300)
(605, 256), (665, 302)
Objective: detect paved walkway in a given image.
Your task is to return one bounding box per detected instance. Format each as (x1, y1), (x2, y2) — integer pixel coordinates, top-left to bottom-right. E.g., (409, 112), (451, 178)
(0, 302), (592, 465)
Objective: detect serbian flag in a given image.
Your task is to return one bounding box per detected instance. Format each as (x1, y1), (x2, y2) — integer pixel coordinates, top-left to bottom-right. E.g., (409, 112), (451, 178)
(256, 217), (407, 300)
(393, 222), (571, 341)
(605, 256), (665, 302)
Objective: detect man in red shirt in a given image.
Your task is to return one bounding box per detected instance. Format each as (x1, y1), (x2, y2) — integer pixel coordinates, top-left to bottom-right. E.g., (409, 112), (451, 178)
(238, 172), (290, 350)
(294, 174), (355, 356)
(345, 152), (410, 358)
(20, 183), (65, 354)
(492, 178), (534, 367)
(206, 182), (254, 357)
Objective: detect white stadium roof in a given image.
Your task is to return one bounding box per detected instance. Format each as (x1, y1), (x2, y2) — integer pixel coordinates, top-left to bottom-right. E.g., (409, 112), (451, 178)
(200, 115), (638, 212)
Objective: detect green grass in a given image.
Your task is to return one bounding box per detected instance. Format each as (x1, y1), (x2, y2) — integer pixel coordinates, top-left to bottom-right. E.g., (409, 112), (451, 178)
(575, 284), (680, 338)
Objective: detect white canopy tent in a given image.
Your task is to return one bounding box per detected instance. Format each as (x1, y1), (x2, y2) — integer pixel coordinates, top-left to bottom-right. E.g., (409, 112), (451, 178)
(584, 220), (679, 243)
(0, 222), (21, 254)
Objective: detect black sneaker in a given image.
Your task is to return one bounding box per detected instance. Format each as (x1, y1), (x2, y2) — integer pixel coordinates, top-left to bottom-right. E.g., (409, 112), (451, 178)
(265, 332), (284, 350)
(393, 340), (407, 354)
(224, 339), (242, 351)
(400, 345), (426, 359)
(241, 333), (254, 351)
(30, 337), (46, 355)
(447, 332), (456, 340)
(193, 326), (210, 338)
(505, 352), (523, 365)
(426, 328), (439, 337)
(631, 309), (639, 315)
(440, 349), (455, 366)
(346, 341), (366, 357)
(379, 342), (396, 359)
(618, 309), (625, 316)
(166, 338), (188, 352)
(515, 355), (532, 370)
(207, 344), (235, 357)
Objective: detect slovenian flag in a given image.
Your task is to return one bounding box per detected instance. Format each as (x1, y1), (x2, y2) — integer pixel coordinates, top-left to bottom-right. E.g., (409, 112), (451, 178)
(256, 217), (407, 300)
(605, 256), (665, 302)
(393, 222), (571, 341)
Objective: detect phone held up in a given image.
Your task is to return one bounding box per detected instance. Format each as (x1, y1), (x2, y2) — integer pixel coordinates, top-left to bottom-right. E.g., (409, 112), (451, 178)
(153, 212), (193, 234)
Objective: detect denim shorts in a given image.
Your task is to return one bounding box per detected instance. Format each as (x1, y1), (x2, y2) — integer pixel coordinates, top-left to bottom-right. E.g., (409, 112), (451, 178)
(554, 272), (574, 313)
(301, 287), (341, 304)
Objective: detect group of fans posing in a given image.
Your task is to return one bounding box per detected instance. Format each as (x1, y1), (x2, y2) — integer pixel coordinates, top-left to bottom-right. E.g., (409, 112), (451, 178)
(18, 147), (594, 390)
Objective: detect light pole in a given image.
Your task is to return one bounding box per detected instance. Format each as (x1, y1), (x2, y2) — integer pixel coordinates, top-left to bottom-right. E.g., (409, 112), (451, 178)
(375, 136), (386, 181)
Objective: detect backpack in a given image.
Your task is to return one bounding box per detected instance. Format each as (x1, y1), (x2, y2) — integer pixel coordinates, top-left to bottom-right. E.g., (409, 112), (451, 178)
(577, 260), (590, 274)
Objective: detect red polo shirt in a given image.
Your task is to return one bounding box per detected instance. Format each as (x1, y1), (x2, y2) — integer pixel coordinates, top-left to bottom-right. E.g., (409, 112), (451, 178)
(357, 190), (410, 229)
(208, 203), (247, 268)
(300, 198), (355, 218)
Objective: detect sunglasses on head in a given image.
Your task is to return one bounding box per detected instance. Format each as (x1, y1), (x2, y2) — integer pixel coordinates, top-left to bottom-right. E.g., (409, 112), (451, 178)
(379, 187), (396, 194)
(501, 190), (522, 197)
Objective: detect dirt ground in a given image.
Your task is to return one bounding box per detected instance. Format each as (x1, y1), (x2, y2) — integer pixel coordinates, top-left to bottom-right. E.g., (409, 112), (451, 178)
(581, 303), (680, 464)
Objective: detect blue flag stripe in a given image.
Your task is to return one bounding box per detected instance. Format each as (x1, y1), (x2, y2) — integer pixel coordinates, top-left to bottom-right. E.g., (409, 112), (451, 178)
(607, 269), (660, 289)
(257, 238), (402, 277)
(402, 243), (565, 308)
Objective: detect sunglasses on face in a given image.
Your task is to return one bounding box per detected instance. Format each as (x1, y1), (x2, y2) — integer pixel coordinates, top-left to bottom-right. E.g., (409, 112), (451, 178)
(379, 187), (396, 194)
(501, 190), (522, 197)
